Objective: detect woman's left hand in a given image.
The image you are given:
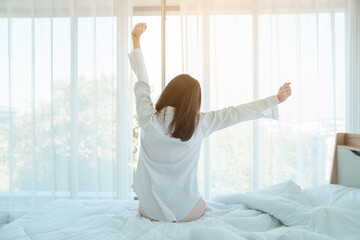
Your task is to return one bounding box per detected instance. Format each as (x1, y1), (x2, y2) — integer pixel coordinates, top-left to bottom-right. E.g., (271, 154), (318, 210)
(277, 82), (292, 103)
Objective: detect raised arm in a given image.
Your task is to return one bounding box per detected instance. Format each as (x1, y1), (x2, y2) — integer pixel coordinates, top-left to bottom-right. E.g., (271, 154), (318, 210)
(199, 83), (292, 137)
(128, 23), (156, 127)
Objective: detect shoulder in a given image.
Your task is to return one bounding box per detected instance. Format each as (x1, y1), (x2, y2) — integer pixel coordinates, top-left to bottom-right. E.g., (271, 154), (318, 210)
(198, 111), (217, 123)
(141, 107), (174, 133)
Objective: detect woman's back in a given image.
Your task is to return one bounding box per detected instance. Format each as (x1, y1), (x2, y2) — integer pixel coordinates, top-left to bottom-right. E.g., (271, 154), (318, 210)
(133, 106), (203, 222)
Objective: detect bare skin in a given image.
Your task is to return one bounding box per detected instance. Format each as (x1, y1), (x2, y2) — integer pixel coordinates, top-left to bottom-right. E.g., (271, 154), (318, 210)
(277, 82), (292, 103)
(132, 22), (147, 49)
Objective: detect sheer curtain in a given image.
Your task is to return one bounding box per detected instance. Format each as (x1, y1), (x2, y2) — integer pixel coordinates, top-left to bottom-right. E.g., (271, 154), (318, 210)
(0, 0), (133, 223)
(347, 0), (360, 134)
(179, 0), (348, 198)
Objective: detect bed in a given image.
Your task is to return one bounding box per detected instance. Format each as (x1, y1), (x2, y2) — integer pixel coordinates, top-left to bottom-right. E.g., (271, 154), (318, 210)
(1, 133), (359, 240)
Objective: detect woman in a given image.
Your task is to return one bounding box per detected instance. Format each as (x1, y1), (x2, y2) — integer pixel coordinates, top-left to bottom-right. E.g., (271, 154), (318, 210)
(129, 23), (292, 223)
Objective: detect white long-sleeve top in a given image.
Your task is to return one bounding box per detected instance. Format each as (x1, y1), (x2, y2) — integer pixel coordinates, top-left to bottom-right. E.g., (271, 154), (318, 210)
(128, 48), (279, 222)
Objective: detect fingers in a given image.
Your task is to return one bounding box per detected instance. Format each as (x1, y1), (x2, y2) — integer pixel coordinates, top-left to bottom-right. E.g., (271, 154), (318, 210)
(135, 22), (146, 32)
(281, 82), (291, 92)
(282, 82), (291, 88)
(284, 87), (292, 96)
(278, 82), (292, 103)
(132, 22), (147, 37)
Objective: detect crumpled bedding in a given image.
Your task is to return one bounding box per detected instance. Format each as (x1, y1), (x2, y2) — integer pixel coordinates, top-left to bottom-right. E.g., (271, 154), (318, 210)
(1, 181), (359, 240)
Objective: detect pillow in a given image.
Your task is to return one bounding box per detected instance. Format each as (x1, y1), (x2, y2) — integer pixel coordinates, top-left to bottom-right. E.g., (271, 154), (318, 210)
(303, 184), (360, 210)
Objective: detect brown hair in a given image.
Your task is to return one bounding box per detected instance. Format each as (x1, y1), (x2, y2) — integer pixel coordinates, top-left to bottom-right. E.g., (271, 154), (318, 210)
(155, 74), (201, 142)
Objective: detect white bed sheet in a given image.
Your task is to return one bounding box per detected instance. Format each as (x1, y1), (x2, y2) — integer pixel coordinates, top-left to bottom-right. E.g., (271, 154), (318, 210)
(0, 181), (359, 240)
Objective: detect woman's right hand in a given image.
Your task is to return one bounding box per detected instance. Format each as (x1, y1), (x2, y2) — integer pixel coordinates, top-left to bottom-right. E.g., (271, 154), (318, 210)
(277, 82), (292, 103)
(132, 23), (147, 39)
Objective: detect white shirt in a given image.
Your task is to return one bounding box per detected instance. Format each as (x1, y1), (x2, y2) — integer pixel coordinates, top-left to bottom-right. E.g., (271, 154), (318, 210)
(128, 48), (279, 222)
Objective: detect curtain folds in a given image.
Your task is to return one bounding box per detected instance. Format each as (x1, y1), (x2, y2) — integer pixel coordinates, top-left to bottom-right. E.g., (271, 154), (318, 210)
(346, 0), (360, 133)
(180, 0), (348, 198)
(0, 0), (133, 224)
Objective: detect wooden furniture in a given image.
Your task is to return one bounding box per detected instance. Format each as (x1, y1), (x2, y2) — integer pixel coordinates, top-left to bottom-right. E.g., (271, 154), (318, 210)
(330, 133), (360, 187)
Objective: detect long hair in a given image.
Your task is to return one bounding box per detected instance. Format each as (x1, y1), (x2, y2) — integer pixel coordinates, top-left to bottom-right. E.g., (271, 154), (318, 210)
(155, 74), (202, 142)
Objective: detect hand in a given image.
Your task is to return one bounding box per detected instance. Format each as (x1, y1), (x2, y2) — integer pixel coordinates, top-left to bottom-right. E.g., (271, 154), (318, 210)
(277, 82), (292, 103)
(132, 22), (147, 39)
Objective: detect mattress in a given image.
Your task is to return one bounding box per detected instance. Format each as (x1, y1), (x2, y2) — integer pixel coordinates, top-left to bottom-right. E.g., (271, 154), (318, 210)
(1, 181), (359, 240)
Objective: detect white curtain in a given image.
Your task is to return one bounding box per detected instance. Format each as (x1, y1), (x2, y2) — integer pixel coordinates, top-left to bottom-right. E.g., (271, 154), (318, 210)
(0, 0), (133, 224)
(346, 0), (360, 134)
(179, 0), (348, 198)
